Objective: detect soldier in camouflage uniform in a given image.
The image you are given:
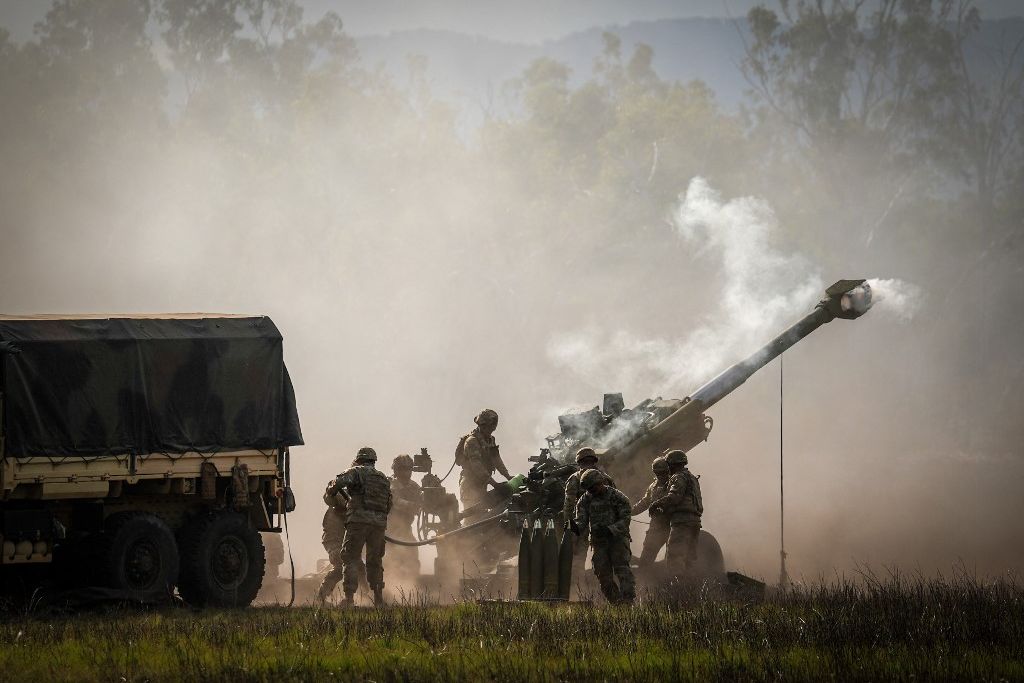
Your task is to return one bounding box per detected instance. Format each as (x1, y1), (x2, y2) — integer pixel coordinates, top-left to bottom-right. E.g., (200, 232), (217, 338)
(650, 450), (703, 575)
(632, 456), (671, 568)
(456, 409), (511, 521)
(574, 468), (635, 605)
(386, 454), (423, 583)
(316, 476), (350, 602)
(326, 447), (393, 606)
(562, 448), (615, 571)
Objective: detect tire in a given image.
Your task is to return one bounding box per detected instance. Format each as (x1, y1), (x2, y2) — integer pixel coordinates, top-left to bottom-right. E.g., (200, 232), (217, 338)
(178, 512), (265, 608)
(95, 512), (180, 596)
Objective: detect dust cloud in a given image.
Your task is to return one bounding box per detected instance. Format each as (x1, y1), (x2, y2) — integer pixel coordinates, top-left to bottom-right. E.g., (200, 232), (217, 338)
(0, 1), (1021, 588)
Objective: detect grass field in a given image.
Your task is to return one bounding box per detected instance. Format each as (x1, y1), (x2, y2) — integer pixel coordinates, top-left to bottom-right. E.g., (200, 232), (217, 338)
(0, 574), (1021, 681)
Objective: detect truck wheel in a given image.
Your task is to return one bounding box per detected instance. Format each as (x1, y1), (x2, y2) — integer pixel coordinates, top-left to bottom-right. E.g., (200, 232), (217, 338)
(96, 512), (180, 595)
(178, 512), (265, 607)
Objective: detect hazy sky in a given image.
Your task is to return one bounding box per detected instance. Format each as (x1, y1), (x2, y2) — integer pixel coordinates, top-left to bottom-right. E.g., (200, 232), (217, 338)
(2, 0), (1021, 43)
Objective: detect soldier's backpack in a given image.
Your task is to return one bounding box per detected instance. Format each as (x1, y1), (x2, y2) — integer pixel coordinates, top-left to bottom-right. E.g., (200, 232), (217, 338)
(355, 466), (392, 513)
(687, 472), (704, 516)
(454, 434), (469, 466)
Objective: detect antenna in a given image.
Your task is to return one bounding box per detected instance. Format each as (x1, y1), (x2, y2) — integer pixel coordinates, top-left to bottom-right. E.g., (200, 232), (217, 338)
(779, 354), (790, 588)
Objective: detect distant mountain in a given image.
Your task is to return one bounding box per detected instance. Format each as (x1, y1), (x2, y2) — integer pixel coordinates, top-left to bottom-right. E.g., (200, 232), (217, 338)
(356, 16), (1024, 126)
(356, 17), (753, 127)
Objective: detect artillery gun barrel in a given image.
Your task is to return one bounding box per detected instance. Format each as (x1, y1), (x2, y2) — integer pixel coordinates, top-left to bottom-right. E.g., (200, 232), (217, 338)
(649, 279), (872, 442)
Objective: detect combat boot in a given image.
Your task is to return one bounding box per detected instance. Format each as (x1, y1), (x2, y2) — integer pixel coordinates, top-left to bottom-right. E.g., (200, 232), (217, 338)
(372, 586), (385, 606)
(341, 592), (355, 607)
(599, 580), (621, 604)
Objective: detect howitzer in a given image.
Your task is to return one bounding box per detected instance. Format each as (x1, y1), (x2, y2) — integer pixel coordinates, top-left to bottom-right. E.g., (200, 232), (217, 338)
(544, 279), (874, 499)
(409, 280), (875, 594)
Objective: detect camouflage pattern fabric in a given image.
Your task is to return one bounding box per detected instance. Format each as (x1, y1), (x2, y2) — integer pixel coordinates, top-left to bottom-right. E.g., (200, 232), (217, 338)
(341, 521), (387, 593)
(457, 427), (509, 519)
(631, 477), (668, 516)
(317, 503), (348, 599)
(656, 470), (703, 523)
(0, 316), (302, 457)
(457, 429), (509, 488)
(633, 476), (671, 567)
(652, 468), (703, 572)
(639, 516), (671, 567)
(666, 520), (701, 571)
(575, 486), (635, 603)
(329, 465), (392, 527)
(562, 467), (616, 521)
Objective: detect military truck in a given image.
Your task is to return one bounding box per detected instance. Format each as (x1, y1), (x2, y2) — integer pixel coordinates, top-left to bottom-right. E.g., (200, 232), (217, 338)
(0, 314), (301, 607)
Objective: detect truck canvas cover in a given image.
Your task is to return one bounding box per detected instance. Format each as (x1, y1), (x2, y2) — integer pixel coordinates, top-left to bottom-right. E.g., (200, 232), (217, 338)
(0, 315), (303, 457)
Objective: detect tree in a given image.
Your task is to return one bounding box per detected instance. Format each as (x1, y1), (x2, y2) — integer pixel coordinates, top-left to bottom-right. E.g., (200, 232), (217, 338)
(743, 0), (1024, 222)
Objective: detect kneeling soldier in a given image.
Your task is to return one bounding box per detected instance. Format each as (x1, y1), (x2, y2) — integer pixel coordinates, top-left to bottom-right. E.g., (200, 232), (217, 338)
(574, 468), (635, 605)
(326, 446), (393, 606)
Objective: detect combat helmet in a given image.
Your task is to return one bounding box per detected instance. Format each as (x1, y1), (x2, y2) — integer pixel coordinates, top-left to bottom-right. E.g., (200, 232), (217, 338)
(652, 456), (669, 475)
(575, 447), (599, 465)
(474, 408), (499, 425)
(664, 450), (688, 467)
(392, 454), (414, 470)
(356, 446), (378, 463)
(580, 468), (607, 491)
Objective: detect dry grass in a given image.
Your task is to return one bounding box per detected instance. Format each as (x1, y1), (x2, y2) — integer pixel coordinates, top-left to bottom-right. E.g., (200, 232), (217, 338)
(0, 572), (1020, 681)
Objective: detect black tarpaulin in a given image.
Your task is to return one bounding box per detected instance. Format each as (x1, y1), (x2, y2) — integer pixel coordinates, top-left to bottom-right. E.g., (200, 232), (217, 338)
(0, 316), (303, 457)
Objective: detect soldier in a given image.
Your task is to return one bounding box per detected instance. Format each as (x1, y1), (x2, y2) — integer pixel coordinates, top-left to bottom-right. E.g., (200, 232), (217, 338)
(562, 448), (615, 572)
(325, 446), (393, 606)
(386, 454), (423, 582)
(561, 447), (615, 523)
(574, 468), (635, 605)
(316, 475), (350, 602)
(632, 456), (671, 568)
(456, 409), (511, 521)
(650, 450), (703, 575)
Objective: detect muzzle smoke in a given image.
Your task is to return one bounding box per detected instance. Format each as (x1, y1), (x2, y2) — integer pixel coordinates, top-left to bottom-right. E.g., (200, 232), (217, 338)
(548, 178), (835, 395)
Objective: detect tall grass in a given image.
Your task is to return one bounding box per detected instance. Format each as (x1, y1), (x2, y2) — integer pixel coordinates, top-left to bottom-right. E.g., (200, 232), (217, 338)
(0, 573), (1020, 681)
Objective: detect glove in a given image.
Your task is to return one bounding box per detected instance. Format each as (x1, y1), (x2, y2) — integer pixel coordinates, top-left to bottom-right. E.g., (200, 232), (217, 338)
(567, 519), (580, 536)
(649, 504), (664, 516)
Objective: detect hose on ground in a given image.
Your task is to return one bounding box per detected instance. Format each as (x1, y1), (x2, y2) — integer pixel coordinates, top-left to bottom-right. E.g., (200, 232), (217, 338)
(385, 511), (507, 547)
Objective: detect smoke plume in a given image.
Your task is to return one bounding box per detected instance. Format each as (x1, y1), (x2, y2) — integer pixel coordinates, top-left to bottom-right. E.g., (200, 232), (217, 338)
(547, 178), (823, 396)
(867, 277), (923, 321)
